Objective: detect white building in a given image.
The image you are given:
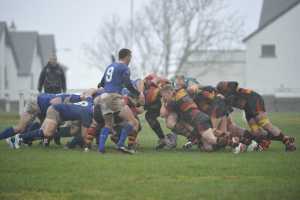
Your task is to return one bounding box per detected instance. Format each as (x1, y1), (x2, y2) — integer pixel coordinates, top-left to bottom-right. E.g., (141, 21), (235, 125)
(178, 50), (246, 87)
(0, 22), (57, 101)
(243, 0), (300, 96)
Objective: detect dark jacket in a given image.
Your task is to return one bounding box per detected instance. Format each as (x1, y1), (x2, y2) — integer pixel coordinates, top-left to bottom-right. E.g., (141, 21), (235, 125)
(38, 62), (66, 94)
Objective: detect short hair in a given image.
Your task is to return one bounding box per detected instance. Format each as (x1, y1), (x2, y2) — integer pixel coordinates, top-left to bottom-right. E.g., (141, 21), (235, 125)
(160, 84), (174, 93)
(118, 48), (131, 60)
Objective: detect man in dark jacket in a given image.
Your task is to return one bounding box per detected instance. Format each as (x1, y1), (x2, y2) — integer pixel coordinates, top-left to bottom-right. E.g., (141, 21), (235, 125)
(38, 56), (66, 94)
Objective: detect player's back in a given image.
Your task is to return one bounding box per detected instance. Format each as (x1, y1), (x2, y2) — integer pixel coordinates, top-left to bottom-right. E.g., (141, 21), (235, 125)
(37, 93), (58, 115)
(103, 62), (129, 94)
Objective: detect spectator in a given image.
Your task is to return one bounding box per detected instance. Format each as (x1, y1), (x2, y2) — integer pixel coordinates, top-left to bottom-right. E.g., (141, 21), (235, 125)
(38, 56), (66, 94)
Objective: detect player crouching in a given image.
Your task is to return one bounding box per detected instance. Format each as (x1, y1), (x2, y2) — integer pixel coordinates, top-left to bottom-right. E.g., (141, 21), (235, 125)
(160, 84), (229, 152)
(217, 81), (296, 152)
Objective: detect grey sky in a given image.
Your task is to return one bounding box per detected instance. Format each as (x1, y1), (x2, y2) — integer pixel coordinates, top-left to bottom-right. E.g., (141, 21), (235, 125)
(0, 0), (263, 89)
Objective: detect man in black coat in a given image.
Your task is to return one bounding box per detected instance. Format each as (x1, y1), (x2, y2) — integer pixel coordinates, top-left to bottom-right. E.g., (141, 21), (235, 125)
(38, 56), (66, 94)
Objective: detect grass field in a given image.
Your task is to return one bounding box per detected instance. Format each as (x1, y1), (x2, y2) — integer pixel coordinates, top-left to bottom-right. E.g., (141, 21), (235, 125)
(0, 112), (300, 200)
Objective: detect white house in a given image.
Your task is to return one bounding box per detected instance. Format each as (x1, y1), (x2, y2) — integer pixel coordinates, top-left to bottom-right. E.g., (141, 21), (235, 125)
(0, 22), (19, 100)
(178, 50), (246, 87)
(0, 22), (57, 101)
(243, 0), (300, 96)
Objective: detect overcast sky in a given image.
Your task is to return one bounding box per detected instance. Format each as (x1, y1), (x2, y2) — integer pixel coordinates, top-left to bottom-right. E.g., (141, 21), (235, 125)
(0, 0), (263, 89)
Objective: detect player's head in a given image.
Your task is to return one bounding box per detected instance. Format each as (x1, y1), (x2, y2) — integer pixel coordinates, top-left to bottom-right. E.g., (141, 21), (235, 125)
(174, 75), (186, 89)
(49, 55), (57, 65)
(160, 84), (174, 102)
(216, 81), (238, 96)
(118, 48), (132, 65)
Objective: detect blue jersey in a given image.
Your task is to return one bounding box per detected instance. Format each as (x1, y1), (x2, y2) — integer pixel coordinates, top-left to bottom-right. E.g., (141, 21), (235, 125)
(52, 97), (94, 127)
(100, 62), (139, 96)
(37, 93), (81, 118)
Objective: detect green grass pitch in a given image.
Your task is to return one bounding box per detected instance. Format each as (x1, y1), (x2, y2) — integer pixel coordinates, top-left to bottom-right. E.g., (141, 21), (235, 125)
(0, 112), (300, 200)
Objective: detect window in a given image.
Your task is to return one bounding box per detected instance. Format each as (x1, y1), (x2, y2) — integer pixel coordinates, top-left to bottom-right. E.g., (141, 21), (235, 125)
(261, 44), (276, 58)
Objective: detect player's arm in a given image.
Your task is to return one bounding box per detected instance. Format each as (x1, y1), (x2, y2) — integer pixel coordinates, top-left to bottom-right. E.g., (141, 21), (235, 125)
(99, 73), (106, 88)
(38, 67), (47, 92)
(122, 69), (140, 97)
(81, 88), (97, 100)
(59, 66), (67, 93)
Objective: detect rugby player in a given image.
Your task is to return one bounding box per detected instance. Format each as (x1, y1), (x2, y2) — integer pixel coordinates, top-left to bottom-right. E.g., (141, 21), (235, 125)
(160, 84), (228, 152)
(0, 93), (81, 146)
(97, 48), (144, 154)
(110, 79), (145, 152)
(13, 89), (101, 151)
(143, 73), (171, 149)
(217, 81), (296, 151)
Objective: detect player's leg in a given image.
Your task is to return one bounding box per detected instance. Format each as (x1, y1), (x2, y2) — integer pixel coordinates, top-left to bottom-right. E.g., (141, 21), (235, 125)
(97, 94), (116, 153)
(145, 109), (166, 148)
(190, 110), (229, 152)
(118, 105), (138, 149)
(19, 106), (59, 144)
(0, 97), (38, 140)
(256, 112), (296, 151)
(127, 117), (141, 151)
(247, 116), (271, 151)
(98, 113), (113, 153)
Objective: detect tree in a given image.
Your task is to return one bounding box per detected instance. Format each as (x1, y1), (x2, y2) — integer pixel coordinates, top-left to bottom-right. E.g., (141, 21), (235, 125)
(83, 15), (130, 71)
(84, 0), (244, 78)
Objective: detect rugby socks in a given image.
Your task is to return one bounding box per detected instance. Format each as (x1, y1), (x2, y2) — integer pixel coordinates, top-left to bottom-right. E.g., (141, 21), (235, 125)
(154, 125), (165, 139)
(99, 127), (110, 152)
(267, 132), (285, 142)
(117, 123), (134, 148)
(147, 117), (165, 139)
(20, 129), (44, 141)
(0, 127), (15, 140)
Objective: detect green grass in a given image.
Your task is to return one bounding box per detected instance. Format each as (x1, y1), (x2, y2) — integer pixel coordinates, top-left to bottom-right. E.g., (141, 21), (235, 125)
(0, 112), (300, 200)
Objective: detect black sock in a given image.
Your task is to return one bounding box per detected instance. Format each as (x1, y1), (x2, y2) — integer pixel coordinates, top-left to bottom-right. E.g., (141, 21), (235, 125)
(267, 132), (284, 141)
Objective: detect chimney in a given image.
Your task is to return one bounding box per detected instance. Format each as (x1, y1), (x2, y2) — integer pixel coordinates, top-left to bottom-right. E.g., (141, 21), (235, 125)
(9, 21), (17, 31)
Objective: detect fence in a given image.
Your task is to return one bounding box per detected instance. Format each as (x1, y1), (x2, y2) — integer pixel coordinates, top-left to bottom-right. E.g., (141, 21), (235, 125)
(0, 89), (84, 114)
(0, 90), (300, 114)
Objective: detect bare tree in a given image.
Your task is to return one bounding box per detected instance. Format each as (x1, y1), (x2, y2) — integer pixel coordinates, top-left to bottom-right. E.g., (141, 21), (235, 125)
(84, 0), (244, 78)
(83, 15), (130, 71)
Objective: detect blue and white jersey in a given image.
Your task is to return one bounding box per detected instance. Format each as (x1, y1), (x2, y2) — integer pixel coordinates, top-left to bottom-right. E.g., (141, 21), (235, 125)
(101, 62), (131, 94)
(52, 97), (94, 128)
(37, 93), (81, 118)
(99, 62), (140, 96)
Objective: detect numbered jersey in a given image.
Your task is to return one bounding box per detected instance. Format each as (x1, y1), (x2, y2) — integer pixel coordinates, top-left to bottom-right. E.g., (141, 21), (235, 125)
(52, 97), (94, 127)
(101, 62), (131, 94)
(37, 93), (81, 118)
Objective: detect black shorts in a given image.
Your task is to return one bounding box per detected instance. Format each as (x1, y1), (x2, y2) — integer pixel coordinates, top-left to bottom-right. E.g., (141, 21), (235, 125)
(245, 92), (266, 121)
(181, 109), (211, 132)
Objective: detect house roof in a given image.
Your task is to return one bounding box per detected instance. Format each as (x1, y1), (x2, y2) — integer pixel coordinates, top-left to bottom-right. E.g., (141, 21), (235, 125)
(243, 0), (300, 42)
(38, 34), (56, 66)
(1, 21), (59, 75)
(9, 31), (40, 76)
(0, 21), (11, 45)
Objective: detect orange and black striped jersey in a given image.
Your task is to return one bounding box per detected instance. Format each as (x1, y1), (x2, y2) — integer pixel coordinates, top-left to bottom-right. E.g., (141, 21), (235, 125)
(166, 88), (198, 113)
(143, 85), (161, 111)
